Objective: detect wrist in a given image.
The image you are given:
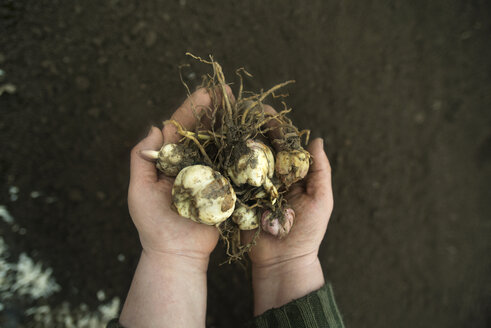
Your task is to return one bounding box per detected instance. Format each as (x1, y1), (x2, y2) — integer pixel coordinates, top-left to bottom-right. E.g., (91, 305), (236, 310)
(252, 255), (325, 316)
(252, 252), (319, 279)
(142, 248), (210, 274)
(120, 249), (209, 327)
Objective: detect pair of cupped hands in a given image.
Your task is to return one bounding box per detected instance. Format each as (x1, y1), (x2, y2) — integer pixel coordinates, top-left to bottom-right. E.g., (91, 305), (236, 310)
(127, 87), (333, 318)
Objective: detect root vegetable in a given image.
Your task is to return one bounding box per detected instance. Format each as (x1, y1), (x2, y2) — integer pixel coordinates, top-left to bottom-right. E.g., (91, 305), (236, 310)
(275, 148), (311, 186)
(261, 208), (295, 239)
(172, 165), (236, 225)
(141, 143), (199, 177)
(231, 203), (259, 230)
(226, 139), (278, 202)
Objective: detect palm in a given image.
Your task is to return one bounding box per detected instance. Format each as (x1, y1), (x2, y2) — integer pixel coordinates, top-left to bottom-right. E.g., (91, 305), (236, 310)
(129, 174), (219, 259)
(245, 139), (333, 267)
(246, 190), (325, 265)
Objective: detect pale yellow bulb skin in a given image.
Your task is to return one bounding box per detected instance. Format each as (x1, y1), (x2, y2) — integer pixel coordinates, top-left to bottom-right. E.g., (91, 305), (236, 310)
(157, 143), (198, 177)
(259, 141), (275, 178)
(172, 165), (236, 225)
(231, 204), (259, 230)
(227, 140), (274, 187)
(275, 149), (310, 186)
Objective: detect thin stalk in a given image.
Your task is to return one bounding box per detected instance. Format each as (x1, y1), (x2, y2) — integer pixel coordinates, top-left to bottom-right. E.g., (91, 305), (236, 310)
(241, 80), (295, 125)
(164, 120), (213, 165)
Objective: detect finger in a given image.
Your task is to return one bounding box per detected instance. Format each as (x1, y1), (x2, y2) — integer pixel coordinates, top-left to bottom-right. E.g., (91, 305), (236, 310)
(305, 138), (332, 199)
(130, 127), (164, 184)
(163, 86), (234, 144)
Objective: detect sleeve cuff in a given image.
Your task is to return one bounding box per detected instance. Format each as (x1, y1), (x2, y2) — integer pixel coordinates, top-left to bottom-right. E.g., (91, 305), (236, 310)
(246, 283), (344, 328)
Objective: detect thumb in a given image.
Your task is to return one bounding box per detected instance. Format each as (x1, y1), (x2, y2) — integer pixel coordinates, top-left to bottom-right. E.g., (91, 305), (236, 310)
(305, 138), (332, 198)
(130, 127), (164, 184)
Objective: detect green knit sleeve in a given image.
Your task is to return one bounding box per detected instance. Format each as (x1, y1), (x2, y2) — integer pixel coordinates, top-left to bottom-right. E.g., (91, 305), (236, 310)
(245, 283), (344, 328)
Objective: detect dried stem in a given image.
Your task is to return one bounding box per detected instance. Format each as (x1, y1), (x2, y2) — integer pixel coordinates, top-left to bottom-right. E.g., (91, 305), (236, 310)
(241, 80), (295, 125)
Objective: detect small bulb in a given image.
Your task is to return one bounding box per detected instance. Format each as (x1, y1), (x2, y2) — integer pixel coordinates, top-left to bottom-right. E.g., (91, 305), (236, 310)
(231, 203), (259, 230)
(227, 140), (278, 201)
(275, 148), (310, 186)
(142, 143), (199, 177)
(172, 165), (236, 225)
(261, 208), (295, 239)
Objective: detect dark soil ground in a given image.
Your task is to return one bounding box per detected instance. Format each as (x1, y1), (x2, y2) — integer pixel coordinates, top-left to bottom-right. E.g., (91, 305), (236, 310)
(1, 1), (490, 327)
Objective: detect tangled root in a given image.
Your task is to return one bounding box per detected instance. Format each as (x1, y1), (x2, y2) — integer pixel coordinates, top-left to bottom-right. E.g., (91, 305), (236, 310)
(174, 53), (309, 262)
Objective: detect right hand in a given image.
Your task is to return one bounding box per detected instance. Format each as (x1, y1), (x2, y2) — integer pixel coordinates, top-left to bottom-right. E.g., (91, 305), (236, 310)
(128, 89), (223, 265)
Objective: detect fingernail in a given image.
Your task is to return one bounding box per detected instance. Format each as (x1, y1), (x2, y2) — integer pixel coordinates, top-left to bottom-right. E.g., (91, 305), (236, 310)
(319, 138), (327, 155)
